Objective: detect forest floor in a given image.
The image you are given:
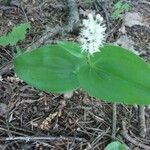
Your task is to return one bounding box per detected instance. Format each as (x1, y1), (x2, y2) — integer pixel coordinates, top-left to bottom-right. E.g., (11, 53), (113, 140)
(0, 0), (150, 149)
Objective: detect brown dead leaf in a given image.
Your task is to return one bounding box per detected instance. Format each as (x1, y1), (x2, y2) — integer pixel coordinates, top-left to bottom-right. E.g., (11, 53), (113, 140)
(123, 12), (149, 27)
(114, 35), (139, 55)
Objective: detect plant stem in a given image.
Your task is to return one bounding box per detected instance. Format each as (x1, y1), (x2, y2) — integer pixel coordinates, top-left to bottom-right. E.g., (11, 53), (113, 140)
(112, 103), (117, 139)
(86, 53), (92, 66)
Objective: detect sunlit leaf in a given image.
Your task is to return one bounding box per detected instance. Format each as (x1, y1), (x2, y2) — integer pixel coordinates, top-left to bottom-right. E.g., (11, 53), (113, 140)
(14, 43), (85, 93)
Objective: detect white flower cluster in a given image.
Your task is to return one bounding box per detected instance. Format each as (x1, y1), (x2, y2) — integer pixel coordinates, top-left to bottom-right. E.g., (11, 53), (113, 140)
(79, 13), (106, 55)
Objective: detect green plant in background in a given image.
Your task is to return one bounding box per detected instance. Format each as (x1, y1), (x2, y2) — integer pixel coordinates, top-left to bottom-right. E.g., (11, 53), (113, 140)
(112, 1), (130, 19)
(0, 22), (31, 46)
(105, 141), (126, 150)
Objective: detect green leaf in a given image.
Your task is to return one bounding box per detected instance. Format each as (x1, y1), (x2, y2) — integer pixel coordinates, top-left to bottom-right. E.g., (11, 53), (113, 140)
(105, 141), (126, 150)
(78, 45), (150, 105)
(114, 1), (122, 9)
(112, 10), (122, 19)
(122, 3), (130, 11)
(14, 43), (84, 93)
(58, 41), (84, 58)
(0, 36), (8, 46)
(0, 22), (31, 46)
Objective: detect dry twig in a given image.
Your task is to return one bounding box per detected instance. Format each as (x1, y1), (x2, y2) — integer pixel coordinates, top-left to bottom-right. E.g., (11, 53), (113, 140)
(0, 5), (17, 10)
(121, 121), (150, 150)
(112, 103), (117, 138)
(0, 136), (86, 142)
(138, 106), (146, 138)
(95, 0), (111, 30)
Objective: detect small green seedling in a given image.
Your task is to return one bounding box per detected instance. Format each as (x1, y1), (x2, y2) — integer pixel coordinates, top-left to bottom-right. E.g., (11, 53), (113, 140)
(112, 1), (130, 19)
(105, 141), (127, 150)
(0, 22), (31, 46)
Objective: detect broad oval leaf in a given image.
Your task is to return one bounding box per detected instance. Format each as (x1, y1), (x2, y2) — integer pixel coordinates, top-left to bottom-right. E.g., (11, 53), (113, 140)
(105, 141), (126, 150)
(78, 45), (150, 104)
(14, 44), (84, 93)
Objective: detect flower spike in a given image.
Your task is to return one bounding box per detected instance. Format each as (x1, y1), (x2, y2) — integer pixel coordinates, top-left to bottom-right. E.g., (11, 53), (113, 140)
(79, 13), (106, 55)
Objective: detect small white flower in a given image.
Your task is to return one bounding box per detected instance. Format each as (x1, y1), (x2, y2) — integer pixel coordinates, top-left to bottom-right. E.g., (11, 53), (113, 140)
(79, 13), (106, 55)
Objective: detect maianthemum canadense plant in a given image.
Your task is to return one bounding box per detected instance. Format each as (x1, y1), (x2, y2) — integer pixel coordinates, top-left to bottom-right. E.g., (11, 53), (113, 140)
(0, 14), (150, 150)
(0, 14), (150, 105)
(14, 15), (150, 104)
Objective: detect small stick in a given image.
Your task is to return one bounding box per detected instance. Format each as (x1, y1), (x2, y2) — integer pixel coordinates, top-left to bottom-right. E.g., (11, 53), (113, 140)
(138, 106), (146, 138)
(0, 127), (27, 136)
(0, 5), (17, 10)
(0, 136), (86, 142)
(121, 121), (150, 150)
(112, 103), (117, 138)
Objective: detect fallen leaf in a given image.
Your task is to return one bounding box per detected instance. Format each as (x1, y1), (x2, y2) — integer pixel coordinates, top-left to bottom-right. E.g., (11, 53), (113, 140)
(114, 35), (139, 55)
(123, 12), (149, 27)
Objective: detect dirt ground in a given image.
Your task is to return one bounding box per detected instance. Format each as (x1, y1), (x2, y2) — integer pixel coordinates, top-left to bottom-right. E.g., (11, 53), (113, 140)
(0, 0), (150, 149)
